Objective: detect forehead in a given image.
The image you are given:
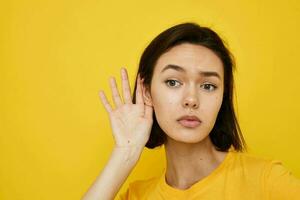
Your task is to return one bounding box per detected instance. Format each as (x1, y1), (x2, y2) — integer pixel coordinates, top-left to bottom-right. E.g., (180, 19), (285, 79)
(153, 43), (224, 78)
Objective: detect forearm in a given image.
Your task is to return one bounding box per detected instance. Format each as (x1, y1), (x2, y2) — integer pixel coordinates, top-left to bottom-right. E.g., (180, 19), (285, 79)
(81, 146), (143, 200)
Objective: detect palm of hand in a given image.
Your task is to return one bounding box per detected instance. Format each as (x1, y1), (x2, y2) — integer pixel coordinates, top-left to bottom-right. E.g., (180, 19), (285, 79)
(99, 68), (153, 149)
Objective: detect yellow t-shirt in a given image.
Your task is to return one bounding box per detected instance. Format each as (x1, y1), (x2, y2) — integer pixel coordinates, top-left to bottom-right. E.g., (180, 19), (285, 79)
(118, 150), (300, 200)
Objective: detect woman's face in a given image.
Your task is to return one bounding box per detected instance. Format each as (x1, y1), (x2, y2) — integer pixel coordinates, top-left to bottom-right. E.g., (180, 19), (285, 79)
(144, 43), (224, 144)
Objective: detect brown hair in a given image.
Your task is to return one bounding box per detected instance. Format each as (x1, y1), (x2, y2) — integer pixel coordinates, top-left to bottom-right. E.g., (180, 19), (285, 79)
(132, 22), (247, 152)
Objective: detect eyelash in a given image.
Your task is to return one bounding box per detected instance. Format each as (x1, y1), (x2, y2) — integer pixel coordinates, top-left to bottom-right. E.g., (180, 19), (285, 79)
(164, 79), (217, 91)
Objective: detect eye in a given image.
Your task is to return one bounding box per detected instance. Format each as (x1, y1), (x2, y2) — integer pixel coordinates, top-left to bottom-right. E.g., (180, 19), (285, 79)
(201, 83), (217, 91)
(165, 79), (181, 87)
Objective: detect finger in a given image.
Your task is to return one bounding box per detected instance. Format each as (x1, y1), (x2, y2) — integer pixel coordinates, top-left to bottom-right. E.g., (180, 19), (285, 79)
(120, 67), (132, 104)
(109, 76), (123, 108)
(135, 74), (144, 105)
(144, 104), (153, 121)
(98, 90), (113, 113)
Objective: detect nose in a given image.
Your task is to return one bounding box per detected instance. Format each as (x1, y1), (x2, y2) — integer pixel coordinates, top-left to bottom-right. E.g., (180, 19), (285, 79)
(182, 88), (199, 109)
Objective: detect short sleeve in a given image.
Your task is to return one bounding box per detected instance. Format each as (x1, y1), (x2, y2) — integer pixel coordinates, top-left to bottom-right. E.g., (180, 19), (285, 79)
(116, 188), (129, 200)
(263, 160), (300, 200)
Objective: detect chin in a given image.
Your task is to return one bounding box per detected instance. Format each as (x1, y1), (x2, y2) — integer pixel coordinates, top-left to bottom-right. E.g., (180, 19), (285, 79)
(166, 130), (209, 144)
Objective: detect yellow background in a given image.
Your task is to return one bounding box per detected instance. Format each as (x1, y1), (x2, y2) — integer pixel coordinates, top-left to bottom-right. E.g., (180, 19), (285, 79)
(1, 0), (299, 199)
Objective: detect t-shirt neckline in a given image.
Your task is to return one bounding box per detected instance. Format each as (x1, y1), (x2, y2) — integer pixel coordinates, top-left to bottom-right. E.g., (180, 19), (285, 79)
(158, 150), (234, 195)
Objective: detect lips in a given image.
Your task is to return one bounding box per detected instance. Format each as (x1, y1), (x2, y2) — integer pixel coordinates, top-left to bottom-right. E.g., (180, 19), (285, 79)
(177, 115), (201, 121)
(177, 115), (201, 128)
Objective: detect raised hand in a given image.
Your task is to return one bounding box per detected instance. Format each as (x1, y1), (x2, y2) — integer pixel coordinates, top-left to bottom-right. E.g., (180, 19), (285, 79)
(98, 68), (153, 149)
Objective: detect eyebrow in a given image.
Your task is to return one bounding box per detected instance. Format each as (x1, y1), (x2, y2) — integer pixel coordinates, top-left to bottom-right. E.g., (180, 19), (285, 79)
(161, 64), (221, 80)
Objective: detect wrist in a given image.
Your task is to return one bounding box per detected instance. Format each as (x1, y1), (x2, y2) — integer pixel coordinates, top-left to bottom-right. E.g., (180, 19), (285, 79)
(112, 145), (144, 165)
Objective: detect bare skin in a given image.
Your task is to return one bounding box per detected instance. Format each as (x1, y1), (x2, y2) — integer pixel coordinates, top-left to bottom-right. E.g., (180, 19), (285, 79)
(83, 43), (229, 199)
(81, 68), (153, 200)
(164, 136), (228, 189)
(143, 43), (228, 190)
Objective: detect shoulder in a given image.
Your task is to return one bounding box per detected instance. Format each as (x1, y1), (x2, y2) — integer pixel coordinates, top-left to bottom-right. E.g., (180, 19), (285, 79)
(261, 157), (300, 198)
(229, 151), (275, 170)
(231, 151), (296, 175)
(230, 150), (299, 179)
(262, 159), (299, 185)
(226, 151), (283, 180)
(230, 151), (300, 199)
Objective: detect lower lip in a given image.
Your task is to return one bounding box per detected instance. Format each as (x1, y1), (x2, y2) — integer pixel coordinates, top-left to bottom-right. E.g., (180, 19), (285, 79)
(178, 120), (201, 128)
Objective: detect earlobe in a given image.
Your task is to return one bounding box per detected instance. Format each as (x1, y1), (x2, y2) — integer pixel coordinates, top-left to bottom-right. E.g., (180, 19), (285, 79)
(142, 85), (153, 107)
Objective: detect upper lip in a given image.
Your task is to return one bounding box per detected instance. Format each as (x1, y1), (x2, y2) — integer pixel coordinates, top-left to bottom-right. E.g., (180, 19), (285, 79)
(177, 115), (201, 122)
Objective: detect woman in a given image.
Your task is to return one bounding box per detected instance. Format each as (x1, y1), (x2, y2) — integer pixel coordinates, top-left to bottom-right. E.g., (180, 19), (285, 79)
(82, 22), (300, 200)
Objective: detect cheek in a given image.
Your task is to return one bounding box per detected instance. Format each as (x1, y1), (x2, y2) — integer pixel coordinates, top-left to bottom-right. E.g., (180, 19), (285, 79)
(203, 96), (223, 120)
(151, 91), (180, 127)
(152, 95), (177, 116)
(151, 87), (180, 111)
(213, 96), (223, 110)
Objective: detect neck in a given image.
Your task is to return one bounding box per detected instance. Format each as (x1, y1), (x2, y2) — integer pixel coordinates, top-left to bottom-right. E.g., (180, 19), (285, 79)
(164, 136), (227, 190)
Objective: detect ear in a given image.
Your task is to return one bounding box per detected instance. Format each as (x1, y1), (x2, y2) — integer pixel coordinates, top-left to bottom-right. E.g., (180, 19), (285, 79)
(141, 83), (153, 107)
